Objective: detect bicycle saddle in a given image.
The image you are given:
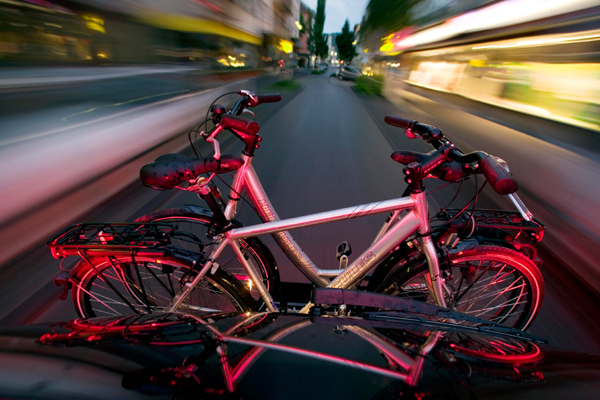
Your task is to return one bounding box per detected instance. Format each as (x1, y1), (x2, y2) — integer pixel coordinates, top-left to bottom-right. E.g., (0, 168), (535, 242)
(391, 150), (464, 182)
(140, 153), (244, 190)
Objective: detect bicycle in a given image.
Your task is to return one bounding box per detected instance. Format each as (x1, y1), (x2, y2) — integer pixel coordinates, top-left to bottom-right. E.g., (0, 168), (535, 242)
(48, 90), (545, 330)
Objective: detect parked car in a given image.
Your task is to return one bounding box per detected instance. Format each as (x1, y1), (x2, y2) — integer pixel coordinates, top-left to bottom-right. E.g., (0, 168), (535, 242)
(2, 290), (600, 400)
(338, 66), (361, 81)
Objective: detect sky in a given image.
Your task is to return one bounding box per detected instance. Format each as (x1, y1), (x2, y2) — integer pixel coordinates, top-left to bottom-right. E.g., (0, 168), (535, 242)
(301, 0), (369, 33)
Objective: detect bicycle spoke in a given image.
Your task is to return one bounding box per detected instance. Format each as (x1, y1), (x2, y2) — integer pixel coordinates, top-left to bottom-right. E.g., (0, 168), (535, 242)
(470, 299), (528, 317)
(76, 283), (126, 315)
(469, 276), (527, 317)
(142, 263), (176, 297)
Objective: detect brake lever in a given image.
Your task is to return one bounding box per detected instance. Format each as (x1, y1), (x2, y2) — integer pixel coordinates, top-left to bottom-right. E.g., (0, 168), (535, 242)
(242, 109), (255, 117)
(202, 125), (223, 160)
(404, 128), (420, 140)
(238, 90), (258, 107)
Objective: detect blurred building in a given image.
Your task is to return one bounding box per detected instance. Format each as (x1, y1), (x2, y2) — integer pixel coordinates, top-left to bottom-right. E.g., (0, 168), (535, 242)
(296, 1), (314, 68)
(0, 0), (301, 68)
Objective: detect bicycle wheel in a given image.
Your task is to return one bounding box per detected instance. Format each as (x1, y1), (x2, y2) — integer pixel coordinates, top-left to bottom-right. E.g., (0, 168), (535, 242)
(374, 245), (544, 330)
(135, 208), (279, 301)
(72, 255), (256, 318)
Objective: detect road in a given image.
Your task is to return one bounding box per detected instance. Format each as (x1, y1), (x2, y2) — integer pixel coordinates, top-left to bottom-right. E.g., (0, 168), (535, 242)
(2, 70), (600, 356)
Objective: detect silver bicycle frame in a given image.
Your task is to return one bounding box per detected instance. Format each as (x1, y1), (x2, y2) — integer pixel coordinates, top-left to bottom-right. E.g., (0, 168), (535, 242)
(169, 155), (447, 313)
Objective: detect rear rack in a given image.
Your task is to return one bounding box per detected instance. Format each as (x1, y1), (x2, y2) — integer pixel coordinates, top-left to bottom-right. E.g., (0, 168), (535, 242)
(47, 223), (176, 259)
(435, 209), (545, 241)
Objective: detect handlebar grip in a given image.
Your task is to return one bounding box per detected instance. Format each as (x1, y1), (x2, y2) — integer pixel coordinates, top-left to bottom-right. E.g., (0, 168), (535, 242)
(479, 155), (518, 195)
(256, 93), (281, 104)
(221, 115), (259, 135)
(384, 115), (415, 129)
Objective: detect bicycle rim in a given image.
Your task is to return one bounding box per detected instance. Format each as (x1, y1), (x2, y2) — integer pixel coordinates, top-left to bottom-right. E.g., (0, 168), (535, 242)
(379, 246), (543, 330)
(73, 256), (251, 318)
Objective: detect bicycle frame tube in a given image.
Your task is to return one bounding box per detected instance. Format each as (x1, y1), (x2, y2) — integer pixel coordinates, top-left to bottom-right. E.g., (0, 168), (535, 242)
(229, 236), (278, 312)
(241, 161), (329, 286)
(239, 164), (419, 283)
(168, 239), (229, 312)
(206, 157), (445, 312)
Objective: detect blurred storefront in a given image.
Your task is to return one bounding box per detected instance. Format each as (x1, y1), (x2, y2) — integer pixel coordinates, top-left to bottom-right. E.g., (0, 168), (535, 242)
(374, 0), (600, 132)
(0, 0), (300, 69)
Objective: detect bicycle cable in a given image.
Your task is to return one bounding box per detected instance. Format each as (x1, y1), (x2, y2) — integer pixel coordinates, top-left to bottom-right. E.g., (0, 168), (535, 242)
(189, 117), (212, 158)
(427, 180), (454, 196)
(439, 176), (465, 214)
(205, 91), (239, 123)
(215, 172), (260, 215)
(443, 175), (487, 229)
(459, 173), (480, 238)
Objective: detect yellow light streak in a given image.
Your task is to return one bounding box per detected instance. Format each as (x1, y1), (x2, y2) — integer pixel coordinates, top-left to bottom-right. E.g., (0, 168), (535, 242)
(278, 39), (293, 54)
(83, 15), (105, 33)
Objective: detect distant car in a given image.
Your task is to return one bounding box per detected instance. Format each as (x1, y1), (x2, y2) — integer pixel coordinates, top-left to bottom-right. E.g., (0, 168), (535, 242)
(338, 66), (361, 81)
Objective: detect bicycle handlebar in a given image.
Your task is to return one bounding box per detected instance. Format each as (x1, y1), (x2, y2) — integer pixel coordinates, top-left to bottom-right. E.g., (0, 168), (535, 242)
(220, 115), (260, 135)
(385, 114), (518, 195)
(256, 93), (282, 105)
(202, 90), (280, 156)
(384, 115), (413, 129)
(236, 90), (281, 108)
(478, 155), (519, 195)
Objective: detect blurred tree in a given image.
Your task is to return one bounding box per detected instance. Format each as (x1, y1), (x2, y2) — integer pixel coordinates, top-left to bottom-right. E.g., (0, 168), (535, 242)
(361, 0), (418, 38)
(335, 20), (357, 63)
(313, 0), (328, 60)
(299, 11), (307, 37)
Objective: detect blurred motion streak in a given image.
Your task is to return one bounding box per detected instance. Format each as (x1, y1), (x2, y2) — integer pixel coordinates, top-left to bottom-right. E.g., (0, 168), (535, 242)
(387, 0), (600, 51)
(402, 29), (600, 131)
(0, 0), (303, 267)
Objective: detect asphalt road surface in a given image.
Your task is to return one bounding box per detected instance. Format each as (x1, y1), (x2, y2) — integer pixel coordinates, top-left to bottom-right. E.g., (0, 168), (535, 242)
(2, 71), (600, 357)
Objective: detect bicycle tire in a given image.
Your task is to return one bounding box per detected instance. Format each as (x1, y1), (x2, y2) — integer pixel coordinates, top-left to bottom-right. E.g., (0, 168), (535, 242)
(72, 255), (256, 318)
(385, 328), (543, 365)
(374, 245), (544, 330)
(135, 208), (280, 301)
(447, 332), (544, 363)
